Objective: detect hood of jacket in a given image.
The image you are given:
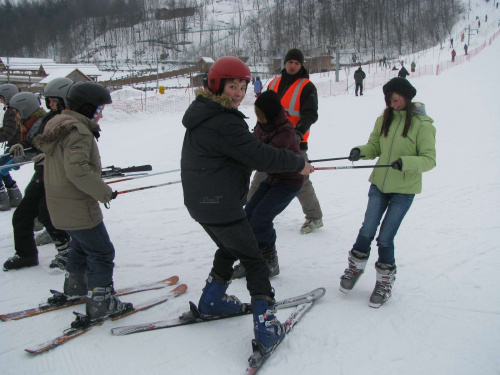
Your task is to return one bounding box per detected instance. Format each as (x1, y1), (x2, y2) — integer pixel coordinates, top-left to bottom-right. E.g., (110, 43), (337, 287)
(34, 110), (101, 156)
(255, 107), (288, 132)
(182, 89), (246, 131)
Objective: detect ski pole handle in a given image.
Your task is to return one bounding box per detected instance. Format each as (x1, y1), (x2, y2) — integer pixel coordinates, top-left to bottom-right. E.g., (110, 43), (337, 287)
(117, 180), (181, 195)
(314, 164), (392, 170)
(0, 160), (34, 170)
(308, 156), (365, 163)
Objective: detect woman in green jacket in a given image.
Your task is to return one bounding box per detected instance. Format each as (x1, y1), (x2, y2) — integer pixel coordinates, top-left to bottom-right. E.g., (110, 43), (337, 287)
(339, 78), (436, 308)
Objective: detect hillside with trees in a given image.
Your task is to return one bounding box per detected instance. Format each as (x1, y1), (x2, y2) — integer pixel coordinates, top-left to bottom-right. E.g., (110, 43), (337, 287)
(0, 0), (463, 67)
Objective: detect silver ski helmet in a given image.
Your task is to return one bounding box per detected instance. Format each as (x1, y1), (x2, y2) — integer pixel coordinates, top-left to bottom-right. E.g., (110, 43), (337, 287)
(0, 84), (20, 105)
(9, 92), (42, 120)
(44, 77), (74, 110)
(66, 81), (112, 119)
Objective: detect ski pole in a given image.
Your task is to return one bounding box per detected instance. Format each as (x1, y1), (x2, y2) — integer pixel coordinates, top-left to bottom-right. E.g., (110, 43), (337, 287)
(308, 156), (365, 163)
(1, 147), (33, 157)
(116, 180), (181, 195)
(314, 164), (392, 171)
(0, 160), (34, 170)
(106, 169), (181, 184)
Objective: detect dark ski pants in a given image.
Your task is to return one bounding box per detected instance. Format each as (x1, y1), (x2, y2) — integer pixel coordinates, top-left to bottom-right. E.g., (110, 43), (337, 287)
(13, 165), (70, 258)
(248, 150), (323, 220)
(200, 219), (273, 298)
(355, 82), (363, 96)
(66, 221), (115, 290)
(245, 180), (301, 247)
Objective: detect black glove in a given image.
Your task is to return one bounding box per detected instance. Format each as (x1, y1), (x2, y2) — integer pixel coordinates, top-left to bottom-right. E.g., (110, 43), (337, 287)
(348, 148), (361, 162)
(391, 158), (403, 170)
(111, 191), (118, 199)
(295, 130), (303, 145)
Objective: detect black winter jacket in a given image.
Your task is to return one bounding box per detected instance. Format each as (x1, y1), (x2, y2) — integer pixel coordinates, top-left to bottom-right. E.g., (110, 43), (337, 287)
(181, 89), (306, 224)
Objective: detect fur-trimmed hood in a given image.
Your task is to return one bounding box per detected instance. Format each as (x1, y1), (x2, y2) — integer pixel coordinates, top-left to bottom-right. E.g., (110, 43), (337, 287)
(34, 110), (100, 156)
(182, 88), (246, 131)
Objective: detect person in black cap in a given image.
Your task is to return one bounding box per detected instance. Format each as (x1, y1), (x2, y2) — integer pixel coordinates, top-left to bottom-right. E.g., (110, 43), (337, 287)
(338, 77), (436, 308)
(232, 90), (305, 279)
(247, 48), (324, 235)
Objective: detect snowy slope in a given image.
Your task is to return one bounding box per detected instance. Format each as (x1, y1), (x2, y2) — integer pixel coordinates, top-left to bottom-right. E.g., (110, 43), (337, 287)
(1, 5), (499, 375)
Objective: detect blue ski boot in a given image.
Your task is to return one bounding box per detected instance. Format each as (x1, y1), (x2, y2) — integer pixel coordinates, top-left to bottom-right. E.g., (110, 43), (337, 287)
(251, 295), (285, 354)
(198, 272), (245, 316)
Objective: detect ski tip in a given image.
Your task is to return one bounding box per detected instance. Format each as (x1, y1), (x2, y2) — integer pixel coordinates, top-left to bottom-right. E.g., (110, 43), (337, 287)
(165, 275), (179, 285)
(171, 284), (188, 294)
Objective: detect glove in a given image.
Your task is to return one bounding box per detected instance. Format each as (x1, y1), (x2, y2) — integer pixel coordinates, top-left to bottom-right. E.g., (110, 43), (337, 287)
(111, 191), (118, 199)
(391, 158), (403, 170)
(9, 144), (24, 157)
(295, 130), (303, 145)
(348, 148), (361, 161)
(32, 153), (45, 165)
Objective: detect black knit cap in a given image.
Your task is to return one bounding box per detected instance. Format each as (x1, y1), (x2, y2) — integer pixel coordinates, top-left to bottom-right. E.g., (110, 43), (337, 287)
(255, 90), (282, 122)
(382, 78), (417, 100)
(284, 48), (304, 66)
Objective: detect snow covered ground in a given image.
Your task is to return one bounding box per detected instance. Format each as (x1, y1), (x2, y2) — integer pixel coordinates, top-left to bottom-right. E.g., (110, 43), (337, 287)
(1, 7), (500, 375)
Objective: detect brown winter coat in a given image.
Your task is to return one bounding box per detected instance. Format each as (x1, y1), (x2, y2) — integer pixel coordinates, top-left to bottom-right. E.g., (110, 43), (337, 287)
(34, 110), (113, 230)
(0, 107), (21, 146)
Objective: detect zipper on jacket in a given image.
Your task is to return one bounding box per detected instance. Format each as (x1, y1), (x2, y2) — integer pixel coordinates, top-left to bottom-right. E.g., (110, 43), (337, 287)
(381, 115), (402, 192)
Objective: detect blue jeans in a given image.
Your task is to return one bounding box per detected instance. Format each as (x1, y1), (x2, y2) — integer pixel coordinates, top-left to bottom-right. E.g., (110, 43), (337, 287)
(66, 221), (116, 289)
(353, 184), (415, 264)
(245, 181), (301, 247)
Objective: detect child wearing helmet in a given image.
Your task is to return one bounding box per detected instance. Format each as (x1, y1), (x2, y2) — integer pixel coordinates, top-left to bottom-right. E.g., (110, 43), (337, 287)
(180, 56), (314, 356)
(33, 81), (133, 321)
(3, 78), (73, 271)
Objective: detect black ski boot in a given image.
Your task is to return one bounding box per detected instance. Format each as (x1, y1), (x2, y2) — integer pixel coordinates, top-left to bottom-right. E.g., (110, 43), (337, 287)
(85, 284), (133, 320)
(63, 272), (87, 297)
(261, 245), (280, 277)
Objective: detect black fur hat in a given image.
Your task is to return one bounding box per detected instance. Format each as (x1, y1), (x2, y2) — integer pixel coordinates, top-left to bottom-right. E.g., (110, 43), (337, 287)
(284, 48), (304, 66)
(383, 78), (417, 99)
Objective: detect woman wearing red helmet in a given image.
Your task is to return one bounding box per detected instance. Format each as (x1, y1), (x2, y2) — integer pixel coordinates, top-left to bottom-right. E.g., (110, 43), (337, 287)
(180, 56), (313, 355)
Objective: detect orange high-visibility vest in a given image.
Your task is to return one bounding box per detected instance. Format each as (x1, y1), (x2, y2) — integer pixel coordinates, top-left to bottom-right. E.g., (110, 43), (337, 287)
(268, 76), (311, 143)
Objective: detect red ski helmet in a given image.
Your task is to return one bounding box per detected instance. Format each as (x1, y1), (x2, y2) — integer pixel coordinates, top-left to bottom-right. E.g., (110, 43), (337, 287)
(208, 56), (251, 94)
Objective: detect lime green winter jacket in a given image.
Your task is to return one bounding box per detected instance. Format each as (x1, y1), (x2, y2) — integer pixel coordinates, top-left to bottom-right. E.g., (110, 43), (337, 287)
(356, 103), (436, 194)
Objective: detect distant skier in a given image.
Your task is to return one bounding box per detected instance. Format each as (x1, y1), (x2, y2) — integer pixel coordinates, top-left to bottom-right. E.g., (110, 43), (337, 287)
(464, 44), (468, 55)
(353, 66), (366, 96)
(398, 63), (410, 78)
(451, 49), (456, 62)
(253, 76), (263, 98)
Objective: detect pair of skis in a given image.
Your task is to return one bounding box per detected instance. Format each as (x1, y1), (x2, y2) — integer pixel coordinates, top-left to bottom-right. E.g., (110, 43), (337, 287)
(6, 276), (187, 355)
(111, 287), (326, 374)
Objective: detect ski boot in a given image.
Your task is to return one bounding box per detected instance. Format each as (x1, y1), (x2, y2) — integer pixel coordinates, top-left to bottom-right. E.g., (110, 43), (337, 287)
(63, 272), (87, 297)
(35, 229), (55, 246)
(232, 245), (279, 280)
(300, 218), (323, 234)
(7, 184), (22, 208)
(0, 187), (10, 211)
(85, 284), (133, 320)
(198, 272), (245, 317)
(3, 254), (39, 271)
(49, 238), (71, 270)
(261, 245), (280, 278)
(369, 262), (397, 308)
(339, 250), (369, 294)
(251, 295), (285, 355)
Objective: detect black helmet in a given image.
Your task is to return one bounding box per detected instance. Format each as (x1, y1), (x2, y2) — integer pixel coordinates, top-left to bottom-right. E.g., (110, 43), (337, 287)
(0, 84), (20, 105)
(44, 77), (74, 110)
(9, 92), (41, 120)
(66, 81), (112, 119)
